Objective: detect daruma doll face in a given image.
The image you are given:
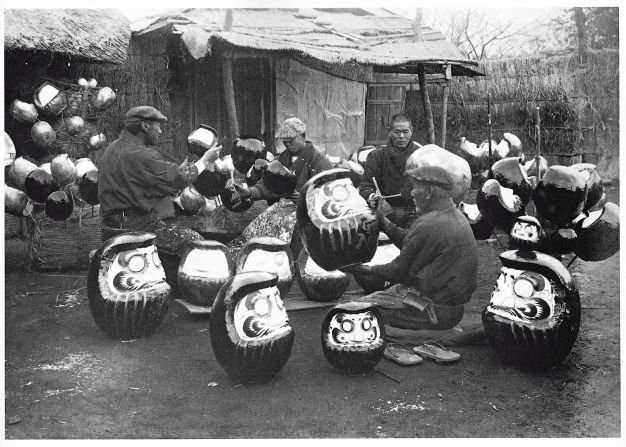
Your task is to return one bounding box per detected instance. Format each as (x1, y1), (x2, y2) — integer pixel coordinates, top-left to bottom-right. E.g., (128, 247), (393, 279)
(233, 286), (290, 341)
(105, 245), (166, 293)
(326, 310), (382, 347)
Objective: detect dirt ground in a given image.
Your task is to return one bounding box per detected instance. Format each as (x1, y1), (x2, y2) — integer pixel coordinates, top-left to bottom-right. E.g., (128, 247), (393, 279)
(4, 187), (620, 439)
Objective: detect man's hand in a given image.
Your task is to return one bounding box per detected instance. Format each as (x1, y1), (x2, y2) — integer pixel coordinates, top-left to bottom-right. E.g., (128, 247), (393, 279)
(290, 191), (300, 203)
(367, 192), (381, 209)
(199, 145), (222, 168)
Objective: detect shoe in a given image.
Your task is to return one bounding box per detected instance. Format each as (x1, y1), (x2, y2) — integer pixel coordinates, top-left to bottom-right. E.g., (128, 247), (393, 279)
(412, 342), (460, 363)
(383, 344), (423, 366)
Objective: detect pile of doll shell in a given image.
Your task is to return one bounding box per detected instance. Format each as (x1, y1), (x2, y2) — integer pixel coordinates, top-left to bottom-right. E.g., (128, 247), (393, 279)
(5, 134), (99, 222)
(458, 153), (619, 262)
(176, 126), (366, 215)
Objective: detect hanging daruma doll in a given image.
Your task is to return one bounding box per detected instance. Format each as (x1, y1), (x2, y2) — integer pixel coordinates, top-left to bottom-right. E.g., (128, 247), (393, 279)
(87, 232), (171, 340)
(210, 271), (294, 383)
(177, 240), (234, 306)
(321, 302), (386, 375)
(297, 168), (379, 271)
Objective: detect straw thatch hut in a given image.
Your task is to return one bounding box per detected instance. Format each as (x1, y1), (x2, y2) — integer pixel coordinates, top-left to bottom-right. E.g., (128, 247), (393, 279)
(4, 9), (131, 159)
(130, 8), (483, 158)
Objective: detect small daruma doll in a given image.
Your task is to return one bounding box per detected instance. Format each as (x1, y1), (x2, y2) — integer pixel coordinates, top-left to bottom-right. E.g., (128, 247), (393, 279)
(210, 271), (294, 383)
(321, 302), (386, 375)
(177, 240), (234, 306)
(88, 232), (171, 340)
(509, 215), (543, 252)
(297, 168), (379, 271)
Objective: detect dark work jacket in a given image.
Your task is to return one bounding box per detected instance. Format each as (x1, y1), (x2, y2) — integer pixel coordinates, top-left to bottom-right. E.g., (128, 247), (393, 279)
(250, 141), (332, 200)
(371, 197), (478, 306)
(359, 140), (422, 208)
(98, 130), (199, 218)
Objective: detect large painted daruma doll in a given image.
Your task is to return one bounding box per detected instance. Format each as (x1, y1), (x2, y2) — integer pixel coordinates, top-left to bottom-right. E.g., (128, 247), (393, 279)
(209, 271), (294, 383)
(177, 240), (234, 306)
(297, 168), (379, 271)
(482, 250), (581, 369)
(236, 237), (295, 297)
(296, 248), (350, 302)
(88, 232), (171, 340)
(321, 302), (386, 375)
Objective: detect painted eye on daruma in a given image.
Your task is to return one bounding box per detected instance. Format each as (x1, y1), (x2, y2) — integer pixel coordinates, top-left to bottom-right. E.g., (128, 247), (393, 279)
(361, 318), (372, 331)
(341, 320), (354, 332)
(513, 277), (535, 298)
(331, 185), (349, 202)
(127, 255), (145, 273)
(152, 251), (161, 267)
(254, 297), (270, 316)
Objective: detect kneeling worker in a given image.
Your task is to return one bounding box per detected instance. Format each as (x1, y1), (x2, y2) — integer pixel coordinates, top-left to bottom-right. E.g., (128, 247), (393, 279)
(345, 149), (478, 331)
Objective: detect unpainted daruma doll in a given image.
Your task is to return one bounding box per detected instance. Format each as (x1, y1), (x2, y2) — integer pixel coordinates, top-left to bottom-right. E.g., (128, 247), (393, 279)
(321, 302), (386, 375)
(88, 232), (171, 340)
(210, 271), (294, 383)
(236, 236), (295, 297)
(177, 240), (234, 306)
(352, 232), (400, 293)
(297, 168), (379, 271)
(296, 248), (350, 302)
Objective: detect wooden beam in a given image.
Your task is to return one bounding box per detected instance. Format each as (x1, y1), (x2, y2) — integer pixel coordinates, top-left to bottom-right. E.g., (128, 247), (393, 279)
(441, 81), (450, 149)
(417, 64), (435, 144)
(222, 52), (240, 138)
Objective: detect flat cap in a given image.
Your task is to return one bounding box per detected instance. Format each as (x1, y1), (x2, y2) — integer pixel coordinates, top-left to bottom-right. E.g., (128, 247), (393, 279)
(124, 106), (168, 125)
(406, 165), (454, 191)
(276, 117), (306, 139)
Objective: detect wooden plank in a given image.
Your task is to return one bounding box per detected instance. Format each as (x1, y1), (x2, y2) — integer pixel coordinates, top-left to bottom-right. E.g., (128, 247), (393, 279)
(222, 52), (240, 139)
(441, 81), (450, 148)
(418, 64), (436, 144)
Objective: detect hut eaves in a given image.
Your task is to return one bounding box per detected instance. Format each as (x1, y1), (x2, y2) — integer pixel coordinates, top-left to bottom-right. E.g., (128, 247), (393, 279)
(4, 9), (131, 64)
(134, 8), (481, 74)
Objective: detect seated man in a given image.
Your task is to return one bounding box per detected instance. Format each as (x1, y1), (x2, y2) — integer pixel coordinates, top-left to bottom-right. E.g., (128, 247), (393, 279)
(345, 154), (478, 330)
(359, 113), (422, 229)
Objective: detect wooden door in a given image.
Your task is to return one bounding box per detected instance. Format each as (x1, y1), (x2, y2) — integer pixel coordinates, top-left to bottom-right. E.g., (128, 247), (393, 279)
(364, 84), (406, 145)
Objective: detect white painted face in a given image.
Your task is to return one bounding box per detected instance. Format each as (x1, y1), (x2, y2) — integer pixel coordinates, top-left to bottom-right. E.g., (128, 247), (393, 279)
(308, 177), (369, 224)
(303, 256), (344, 277)
(180, 248), (230, 278)
(489, 267), (555, 323)
(327, 311), (381, 346)
(104, 245), (166, 293)
(233, 286), (289, 341)
(364, 243), (401, 266)
(241, 250), (291, 278)
(511, 220), (540, 242)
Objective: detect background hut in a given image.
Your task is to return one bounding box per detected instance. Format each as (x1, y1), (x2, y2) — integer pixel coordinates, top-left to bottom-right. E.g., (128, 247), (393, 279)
(128, 8), (483, 159)
(4, 8), (131, 161)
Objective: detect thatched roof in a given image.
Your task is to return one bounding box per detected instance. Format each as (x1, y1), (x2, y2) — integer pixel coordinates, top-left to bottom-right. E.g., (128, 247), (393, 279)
(4, 9), (130, 64)
(134, 8), (481, 76)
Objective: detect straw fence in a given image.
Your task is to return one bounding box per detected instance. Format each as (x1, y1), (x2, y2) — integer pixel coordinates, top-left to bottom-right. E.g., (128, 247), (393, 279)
(407, 50), (619, 180)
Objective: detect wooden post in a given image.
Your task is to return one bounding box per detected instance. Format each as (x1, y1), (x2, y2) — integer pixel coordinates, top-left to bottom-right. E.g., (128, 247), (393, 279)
(222, 51), (240, 139)
(441, 83), (449, 148)
(413, 9), (424, 42)
(535, 106), (541, 179)
(417, 64), (435, 144)
(574, 7), (589, 65)
(487, 93), (493, 164)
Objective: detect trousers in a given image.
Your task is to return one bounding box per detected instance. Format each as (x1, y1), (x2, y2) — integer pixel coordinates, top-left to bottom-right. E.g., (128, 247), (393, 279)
(346, 284), (465, 331)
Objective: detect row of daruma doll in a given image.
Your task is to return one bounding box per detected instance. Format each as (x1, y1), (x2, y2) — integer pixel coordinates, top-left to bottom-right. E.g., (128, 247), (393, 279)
(5, 134), (99, 220)
(89, 232), (389, 384)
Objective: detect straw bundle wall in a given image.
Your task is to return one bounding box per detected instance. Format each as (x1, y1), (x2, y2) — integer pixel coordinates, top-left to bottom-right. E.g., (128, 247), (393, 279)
(29, 204), (102, 271)
(406, 50), (619, 180)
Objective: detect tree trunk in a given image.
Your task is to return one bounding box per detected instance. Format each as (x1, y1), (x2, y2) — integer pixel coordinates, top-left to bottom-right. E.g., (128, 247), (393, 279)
(417, 65), (435, 144)
(441, 83), (449, 148)
(574, 7), (589, 64)
(222, 53), (240, 139)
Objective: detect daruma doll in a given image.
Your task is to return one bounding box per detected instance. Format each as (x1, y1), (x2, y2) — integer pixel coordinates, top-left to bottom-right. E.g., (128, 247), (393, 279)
(177, 240), (234, 306)
(297, 168), (379, 271)
(321, 302), (386, 375)
(210, 271), (294, 383)
(296, 248), (350, 302)
(88, 232), (171, 340)
(236, 237), (295, 297)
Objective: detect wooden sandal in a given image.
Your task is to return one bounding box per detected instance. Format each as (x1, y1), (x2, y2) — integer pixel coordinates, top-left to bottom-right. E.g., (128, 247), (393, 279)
(412, 342), (460, 363)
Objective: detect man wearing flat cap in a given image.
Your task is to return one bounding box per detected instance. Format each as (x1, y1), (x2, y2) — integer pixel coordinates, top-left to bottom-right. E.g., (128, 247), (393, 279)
(98, 106), (221, 240)
(344, 145), (478, 332)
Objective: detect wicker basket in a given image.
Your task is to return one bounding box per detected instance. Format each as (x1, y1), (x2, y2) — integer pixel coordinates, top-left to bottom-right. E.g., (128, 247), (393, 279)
(5, 213), (28, 240)
(29, 204), (102, 271)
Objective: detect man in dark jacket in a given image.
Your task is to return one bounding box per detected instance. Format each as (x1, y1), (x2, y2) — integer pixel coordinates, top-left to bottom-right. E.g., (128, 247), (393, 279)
(346, 149), (478, 331)
(99, 106), (221, 241)
(359, 113), (422, 228)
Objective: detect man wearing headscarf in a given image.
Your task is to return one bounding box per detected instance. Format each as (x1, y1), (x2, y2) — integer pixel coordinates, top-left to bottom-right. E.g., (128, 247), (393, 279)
(359, 113), (422, 228)
(345, 146), (478, 331)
